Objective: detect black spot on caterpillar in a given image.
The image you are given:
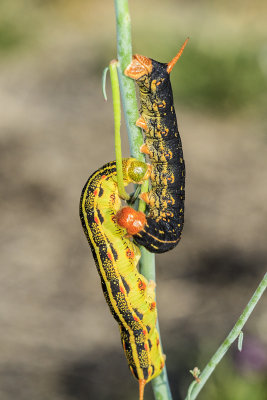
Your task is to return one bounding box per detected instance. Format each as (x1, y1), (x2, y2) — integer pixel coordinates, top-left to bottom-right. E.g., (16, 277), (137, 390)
(116, 39), (188, 253)
(80, 158), (165, 400)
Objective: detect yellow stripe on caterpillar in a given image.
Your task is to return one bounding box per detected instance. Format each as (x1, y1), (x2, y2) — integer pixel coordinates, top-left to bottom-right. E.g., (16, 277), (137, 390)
(80, 158), (165, 400)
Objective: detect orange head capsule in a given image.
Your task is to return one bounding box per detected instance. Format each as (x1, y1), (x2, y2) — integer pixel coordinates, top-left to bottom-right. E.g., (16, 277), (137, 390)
(125, 55), (152, 79)
(116, 206), (146, 236)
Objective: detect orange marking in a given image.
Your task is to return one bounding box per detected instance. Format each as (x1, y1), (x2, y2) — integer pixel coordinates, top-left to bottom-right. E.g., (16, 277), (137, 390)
(167, 174), (175, 183)
(101, 175), (107, 180)
(150, 301), (156, 311)
(120, 285), (125, 294)
(94, 216), (99, 224)
(139, 379), (146, 400)
(126, 249), (135, 259)
(139, 192), (150, 205)
(156, 338), (160, 346)
(133, 315), (139, 321)
(140, 143), (150, 155)
(110, 193), (116, 205)
(136, 116), (149, 132)
(167, 37), (189, 74)
(93, 189), (98, 196)
(162, 128), (169, 137)
(158, 100), (166, 108)
(145, 163), (152, 180)
(138, 280), (147, 290)
(160, 360), (165, 369)
(107, 252), (112, 260)
(143, 329), (147, 335)
(166, 150), (173, 159)
(144, 343), (149, 351)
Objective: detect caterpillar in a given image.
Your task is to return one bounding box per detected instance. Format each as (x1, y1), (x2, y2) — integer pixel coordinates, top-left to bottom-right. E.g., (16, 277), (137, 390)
(116, 39), (188, 253)
(80, 158), (165, 400)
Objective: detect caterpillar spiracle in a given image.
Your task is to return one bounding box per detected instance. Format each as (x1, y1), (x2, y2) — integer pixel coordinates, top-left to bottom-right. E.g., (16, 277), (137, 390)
(116, 39), (188, 253)
(80, 158), (165, 400)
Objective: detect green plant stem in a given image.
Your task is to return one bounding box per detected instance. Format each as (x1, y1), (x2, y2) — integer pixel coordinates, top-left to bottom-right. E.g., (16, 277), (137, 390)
(185, 272), (267, 400)
(114, 0), (143, 161)
(109, 60), (129, 201)
(138, 180), (149, 213)
(138, 247), (172, 400)
(114, 1), (173, 399)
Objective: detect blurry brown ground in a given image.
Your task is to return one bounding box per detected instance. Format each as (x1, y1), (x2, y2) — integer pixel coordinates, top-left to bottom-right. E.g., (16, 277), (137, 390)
(0, 1), (267, 399)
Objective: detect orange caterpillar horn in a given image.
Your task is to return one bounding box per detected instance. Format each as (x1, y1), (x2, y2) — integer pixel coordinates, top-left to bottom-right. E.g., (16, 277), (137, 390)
(166, 37), (189, 74)
(139, 379), (146, 400)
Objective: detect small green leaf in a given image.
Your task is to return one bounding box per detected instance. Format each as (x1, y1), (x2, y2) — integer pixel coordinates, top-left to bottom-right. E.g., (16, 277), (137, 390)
(102, 66), (109, 101)
(238, 331), (244, 352)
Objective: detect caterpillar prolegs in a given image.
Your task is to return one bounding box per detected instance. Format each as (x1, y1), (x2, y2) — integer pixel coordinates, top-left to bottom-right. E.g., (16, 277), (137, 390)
(117, 39), (188, 253)
(80, 158), (165, 400)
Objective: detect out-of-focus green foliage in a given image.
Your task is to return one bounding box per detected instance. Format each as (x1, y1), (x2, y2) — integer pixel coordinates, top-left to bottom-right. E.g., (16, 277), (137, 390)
(1, 0), (266, 116)
(0, 22), (24, 52)
(199, 359), (266, 400)
(171, 42), (267, 115)
(0, 0), (39, 53)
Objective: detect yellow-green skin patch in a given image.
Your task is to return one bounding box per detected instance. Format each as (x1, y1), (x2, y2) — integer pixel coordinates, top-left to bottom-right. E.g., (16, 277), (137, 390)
(80, 158), (165, 384)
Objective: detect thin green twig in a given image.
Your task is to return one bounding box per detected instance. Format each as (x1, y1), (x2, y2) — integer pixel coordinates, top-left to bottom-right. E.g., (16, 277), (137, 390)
(114, 0), (147, 213)
(114, 1), (173, 399)
(109, 60), (129, 200)
(114, 0), (144, 160)
(184, 272), (267, 400)
(138, 181), (149, 213)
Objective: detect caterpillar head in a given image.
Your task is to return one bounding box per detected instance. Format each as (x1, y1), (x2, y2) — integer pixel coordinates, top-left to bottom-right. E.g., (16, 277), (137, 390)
(116, 206), (146, 235)
(124, 38), (189, 89)
(124, 55), (153, 80)
(123, 158), (151, 184)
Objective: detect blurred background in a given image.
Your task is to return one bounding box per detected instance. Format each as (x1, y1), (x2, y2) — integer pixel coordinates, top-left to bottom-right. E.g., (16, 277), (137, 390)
(0, 0), (267, 399)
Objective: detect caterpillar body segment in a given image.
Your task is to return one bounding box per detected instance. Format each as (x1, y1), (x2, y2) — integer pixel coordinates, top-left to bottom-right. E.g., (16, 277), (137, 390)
(80, 158), (165, 399)
(118, 40), (188, 253)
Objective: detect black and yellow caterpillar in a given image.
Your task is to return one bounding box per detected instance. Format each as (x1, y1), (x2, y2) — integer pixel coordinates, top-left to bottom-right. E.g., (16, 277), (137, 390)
(80, 42), (188, 399)
(116, 39), (188, 253)
(80, 158), (165, 400)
